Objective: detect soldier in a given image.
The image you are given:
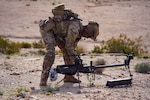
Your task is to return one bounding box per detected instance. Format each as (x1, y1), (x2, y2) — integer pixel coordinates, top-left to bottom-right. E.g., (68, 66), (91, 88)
(39, 5), (99, 86)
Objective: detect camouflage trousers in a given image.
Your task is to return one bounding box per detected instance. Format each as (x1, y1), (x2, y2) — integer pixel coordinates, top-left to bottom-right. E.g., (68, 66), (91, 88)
(39, 21), (81, 85)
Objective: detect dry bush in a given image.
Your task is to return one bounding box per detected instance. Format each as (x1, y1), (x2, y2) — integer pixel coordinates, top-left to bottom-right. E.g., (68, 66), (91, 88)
(18, 42), (32, 48)
(32, 40), (45, 48)
(17, 86), (30, 93)
(0, 88), (4, 96)
(92, 45), (103, 53)
(76, 45), (86, 55)
(92, 34), (147, 56)
(134, 62), (150, 73)
(0, 37), (20, 54)
(137, 53), (150, 59)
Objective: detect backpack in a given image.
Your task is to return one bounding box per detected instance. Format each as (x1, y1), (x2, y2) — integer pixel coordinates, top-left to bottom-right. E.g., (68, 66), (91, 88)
(52, 5), (66, 21)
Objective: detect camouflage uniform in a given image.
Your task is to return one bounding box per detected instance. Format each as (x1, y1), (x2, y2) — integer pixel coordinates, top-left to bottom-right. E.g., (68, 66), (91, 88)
(39, 18), (55, 85)
(39, 18), (82, 86)
(39, 5), (99, 86)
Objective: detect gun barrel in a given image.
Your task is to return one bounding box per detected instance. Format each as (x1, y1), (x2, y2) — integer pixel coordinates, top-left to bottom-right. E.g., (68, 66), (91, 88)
(94, 63), (126, 69)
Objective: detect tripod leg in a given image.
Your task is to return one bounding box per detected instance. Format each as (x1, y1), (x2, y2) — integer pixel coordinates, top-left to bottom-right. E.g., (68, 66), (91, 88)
(77, 71), (81, 88)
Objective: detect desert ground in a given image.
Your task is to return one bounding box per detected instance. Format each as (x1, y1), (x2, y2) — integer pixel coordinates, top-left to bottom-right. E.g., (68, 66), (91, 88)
(0, 0), (150, 100)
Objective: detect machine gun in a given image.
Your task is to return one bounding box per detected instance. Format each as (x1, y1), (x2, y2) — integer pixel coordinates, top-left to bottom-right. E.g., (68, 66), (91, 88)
(49, 54), (134, 88)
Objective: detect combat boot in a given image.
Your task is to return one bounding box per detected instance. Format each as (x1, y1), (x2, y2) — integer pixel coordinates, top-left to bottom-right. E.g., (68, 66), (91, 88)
(40, 80), (47, 86)
(64, 75), (81, 83)
(40, 56), (54, 86)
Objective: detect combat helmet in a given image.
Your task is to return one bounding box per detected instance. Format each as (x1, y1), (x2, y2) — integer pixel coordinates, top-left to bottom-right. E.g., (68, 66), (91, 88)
(88, 21), (99, 41)
(52, 4), (65, 15)
(81, 21), (99, 41)
(54, 4), (65, 10)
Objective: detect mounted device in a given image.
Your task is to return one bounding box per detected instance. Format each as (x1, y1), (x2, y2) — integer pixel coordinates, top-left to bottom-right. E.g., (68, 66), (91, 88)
(49, 54), (134, 88)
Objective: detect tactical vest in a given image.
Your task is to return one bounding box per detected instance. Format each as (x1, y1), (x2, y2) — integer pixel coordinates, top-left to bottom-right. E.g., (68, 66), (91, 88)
(54, 21), (68, 37)
(53, 20), (82, 39)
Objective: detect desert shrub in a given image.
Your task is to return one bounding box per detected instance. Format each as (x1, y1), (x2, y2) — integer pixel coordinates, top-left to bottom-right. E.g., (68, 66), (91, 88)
(37, 49), (46, 55)
(17, 86), (30, 93)
(76, 45), (85, 55)
(46, 84), (59, 93)
(0, 37), (20, 54)
(100, 34), (146, 56)
(46, 85), (54, 93)
(0, 88), (4, 96)
(18, 42), (32, 48)
(137, 53), (150, 59)
(92, 45), (103, 53)
(32, 40), (45, 48)
(93, 58), (106, 74)
(134, 62), (150, 73)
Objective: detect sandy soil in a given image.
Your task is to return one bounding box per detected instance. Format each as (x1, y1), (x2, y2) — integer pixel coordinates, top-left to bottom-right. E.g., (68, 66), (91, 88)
(0, 52), (150, 100)
(0, 0), (150, 100)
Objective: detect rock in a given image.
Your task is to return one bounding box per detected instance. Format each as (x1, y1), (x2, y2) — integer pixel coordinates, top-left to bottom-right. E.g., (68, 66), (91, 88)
(25, 4), (30, 6)
(17, 91), (26, 98)
(85, 94), (89, 98)
(97, 90), (101, 93)
(67, 92), (73, 95)
(29, 95), (38, 100)
(29, 81), (32, 84)
(11, 82), (14, 85)
(30, 87), (35, 90)
(55, 93), (61, 96)
(10, 72), (20, 75)
(26, 58), (40, 61)
(77, 90), (81, 94)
